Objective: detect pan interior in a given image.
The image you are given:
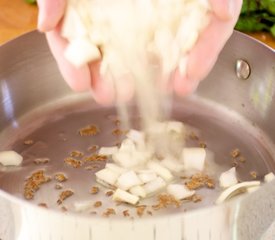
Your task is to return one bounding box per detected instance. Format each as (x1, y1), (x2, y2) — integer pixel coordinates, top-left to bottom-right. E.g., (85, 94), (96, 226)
(0, 95), (274, 219)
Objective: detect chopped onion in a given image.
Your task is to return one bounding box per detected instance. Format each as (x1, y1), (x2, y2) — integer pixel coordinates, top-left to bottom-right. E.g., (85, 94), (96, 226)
(166, 121), (185, 134)
(219, 167), (238, 188)
(161, 157), (184, 173)
(264, 172), (275, 183)
(147, 161), (173, 182)
(99, 147), (118, 156)
(167, 184), (195, 200)
(113, 188), (139, 205)
(0, 151), (23, 166)
(95, 168), (119, 188)
(126, 129), (145, 146)
(74, 201), (94, 212)
(181, 147), (206, 172)
(105, 163), (126, 175)
(116, 171), (142, 190)
(129, 185), (146, 198)
(64, 38), (101, 67)
(138, 170), (157, 184)
(216, 181), (261, 204)
(144, 177), (166, 196)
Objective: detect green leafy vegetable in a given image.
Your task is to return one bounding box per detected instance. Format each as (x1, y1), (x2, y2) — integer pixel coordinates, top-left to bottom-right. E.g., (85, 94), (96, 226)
(235, 0), (275, 37)
(25, 0), (36, 4)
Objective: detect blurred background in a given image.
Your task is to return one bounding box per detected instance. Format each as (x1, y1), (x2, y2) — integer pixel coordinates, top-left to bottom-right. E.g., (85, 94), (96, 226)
(0, 0), (274, 48)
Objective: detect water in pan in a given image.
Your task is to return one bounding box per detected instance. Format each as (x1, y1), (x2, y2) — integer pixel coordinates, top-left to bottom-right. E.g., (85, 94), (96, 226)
(0, 95), (274, 219)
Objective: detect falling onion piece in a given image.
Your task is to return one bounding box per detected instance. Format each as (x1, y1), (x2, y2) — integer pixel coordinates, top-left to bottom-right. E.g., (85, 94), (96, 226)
(129, 185), (146, 198)
(216, 181), (261, 204)
(126, 129), (145, 145)
(99, 147), (118, 156)
(147, 161), (173, 182)
(105, 163), (126, 175)
(64, 38), (101, 67)
(113, 188), (139, 205)
(144, 177), (166, 196)
(161, 157), (184, 173)
(95, 168), (120, 188)
(167, 184), (195, 200)
(264, 172), (275, 183)
(0, 151), (23, 166)
(74, 201), (94, 212)
(116, 171), (142, 191)
(181, 148), (206, 172)
(138, 170), (158, 184)
(219, 167), (238, 188)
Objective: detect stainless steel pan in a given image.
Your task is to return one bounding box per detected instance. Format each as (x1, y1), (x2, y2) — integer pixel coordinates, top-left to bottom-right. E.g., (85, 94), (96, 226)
(0, 30), (274, 240)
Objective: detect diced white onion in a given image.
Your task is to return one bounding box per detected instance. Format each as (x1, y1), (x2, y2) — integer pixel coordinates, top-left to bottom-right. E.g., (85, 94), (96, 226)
(147, 161), (173, 182)
(161, 157), (184, 173)
(105, 163), (126, 175)
(219, 167), (238, 188)
(99, 147), (118, 156)
(129, 185), (146, 198)
(116, 171), (142, 190)
(74, 201), (94, 212)
(138, 170), (158, 184)
(167, 184), (195, 200)
(113, 188), (139, 205)
(95, 168), (119, 188)
(144, 177), (166, 196)
(64, 38), (101, 67)
(181, 147), (206, 172)
(0, 151), (23, 166)
(264, 172), (275, 183)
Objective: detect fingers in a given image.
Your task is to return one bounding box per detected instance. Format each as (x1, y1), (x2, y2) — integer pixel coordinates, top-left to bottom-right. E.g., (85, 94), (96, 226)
(173, 0), (242, 96)
(45, 28), (92, 92)
(209, 0), (235, 20)
(37, 0), (66, 32)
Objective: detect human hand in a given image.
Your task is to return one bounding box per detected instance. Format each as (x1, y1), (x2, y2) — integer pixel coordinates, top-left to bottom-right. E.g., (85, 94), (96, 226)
(37, 0), (114, 104)
(173, 0), (243, 95)
(37, 0), (242, 103)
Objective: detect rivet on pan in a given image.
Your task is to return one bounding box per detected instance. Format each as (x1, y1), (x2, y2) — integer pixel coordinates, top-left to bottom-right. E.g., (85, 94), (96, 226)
(235, 59), (251, 80)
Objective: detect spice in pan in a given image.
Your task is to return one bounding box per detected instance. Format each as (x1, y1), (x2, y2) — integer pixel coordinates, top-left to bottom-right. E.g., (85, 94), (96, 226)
(112, 128), (124, 136)
(38, 203), (48, 208)
(147, 210), (153, 216)
(55, 173), (68, 182)
(123, 209), (130, 217)
(57, 190), (74, 205)
(136, 205), (146, 217)
(230, 148), (241, 158)
(84, 154), (107, 162)
(61, 206), (68, 212)
(24, 139), (34, 145)
(94, 201), (102, 208)
(70, 150), (84, 158)
(85, 165), (100, 171)
(185, 173), (215, 190)
(90, 186), (100, 194)
(152, 194), (181, 210)
(33, 158), (50, 165)
(105, 190), (114, 197)
(55, 183), (63, 190)
(79, 125), (99, 136)
(103, 208), (116, 217)
(189, 132), (199, 141)
(64, 157), (82, 168)
(24, 170), (52, 200)
(87, 145), (99, 152)
(250, 171), (258, 179)
(239, 156), (246, 163)
(199, 142), (207, 148)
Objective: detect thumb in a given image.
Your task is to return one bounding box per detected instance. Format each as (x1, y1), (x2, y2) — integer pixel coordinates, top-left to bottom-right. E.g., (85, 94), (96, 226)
(37, 0), (66, 32)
